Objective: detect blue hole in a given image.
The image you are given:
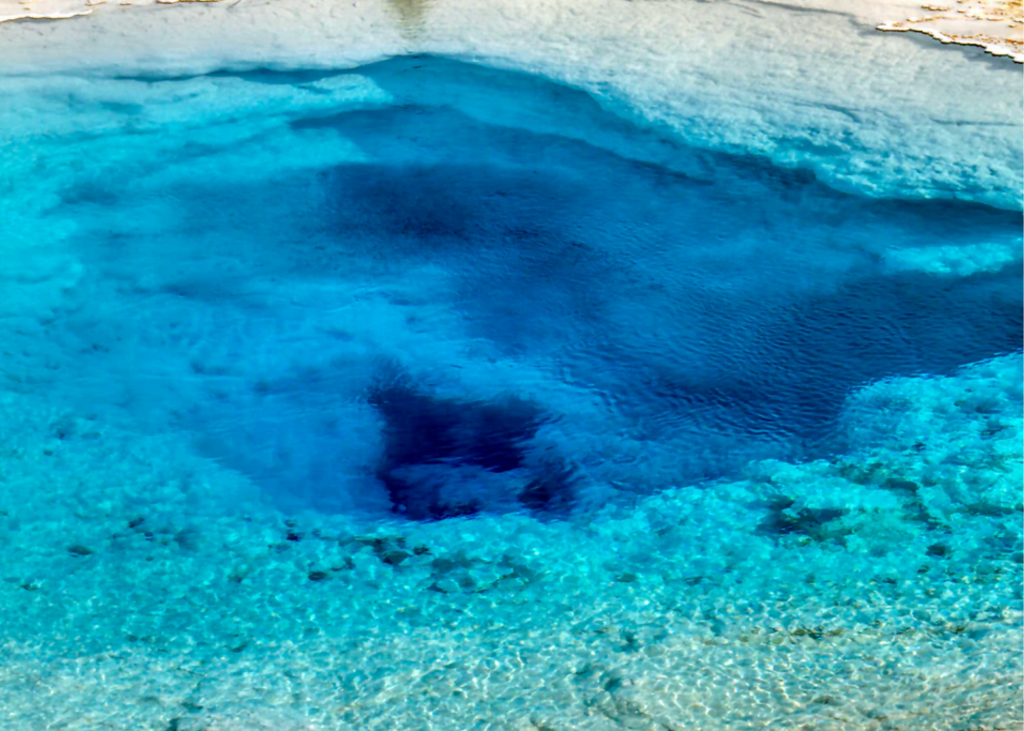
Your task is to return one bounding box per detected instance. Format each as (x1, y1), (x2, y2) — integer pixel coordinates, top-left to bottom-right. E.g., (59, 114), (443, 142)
(48, 57), (1023, 520)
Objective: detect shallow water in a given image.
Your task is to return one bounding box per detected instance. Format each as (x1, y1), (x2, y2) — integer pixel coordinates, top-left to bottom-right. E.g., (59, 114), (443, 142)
(0, 56), (1021, 730)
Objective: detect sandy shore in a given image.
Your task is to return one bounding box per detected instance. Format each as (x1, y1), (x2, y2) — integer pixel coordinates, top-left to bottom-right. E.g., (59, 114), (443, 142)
(877, 0), (1023, 63)
(2, 0), (1021, 62)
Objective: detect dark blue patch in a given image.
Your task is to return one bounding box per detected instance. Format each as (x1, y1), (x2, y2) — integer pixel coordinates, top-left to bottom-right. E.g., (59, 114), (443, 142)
(367, 378), (575, 519)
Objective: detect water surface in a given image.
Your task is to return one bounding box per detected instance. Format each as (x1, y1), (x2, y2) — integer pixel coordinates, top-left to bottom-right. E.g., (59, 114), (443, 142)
(0, 56), (1020, 730)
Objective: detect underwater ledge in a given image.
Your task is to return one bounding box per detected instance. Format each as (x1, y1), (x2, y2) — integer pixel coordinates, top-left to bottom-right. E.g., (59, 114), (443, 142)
(1, 0), (1022, 209)
(0, 40), (1020, 731)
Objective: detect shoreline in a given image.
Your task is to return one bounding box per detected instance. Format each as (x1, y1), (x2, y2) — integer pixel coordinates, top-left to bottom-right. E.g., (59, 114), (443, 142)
(877, 0), (1023, 63)
(0, 0), (1020, 213)
(2, 0), (1021, 62)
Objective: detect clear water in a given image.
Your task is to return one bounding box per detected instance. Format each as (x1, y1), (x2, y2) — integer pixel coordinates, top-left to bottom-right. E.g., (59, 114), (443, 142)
(1, 56), (1021, 730)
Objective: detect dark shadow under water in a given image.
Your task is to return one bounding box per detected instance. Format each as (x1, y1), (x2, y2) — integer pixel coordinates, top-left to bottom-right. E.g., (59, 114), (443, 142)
(50, 56), (1024, 520)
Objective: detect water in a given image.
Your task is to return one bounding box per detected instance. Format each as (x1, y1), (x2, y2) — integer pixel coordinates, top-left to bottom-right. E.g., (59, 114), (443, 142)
(0, 56), (1021, 730)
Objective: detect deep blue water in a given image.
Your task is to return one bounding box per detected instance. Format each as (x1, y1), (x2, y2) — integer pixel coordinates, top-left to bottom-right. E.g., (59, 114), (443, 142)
(1, 54), (1022, 730)
(41, 57), (1023, 520)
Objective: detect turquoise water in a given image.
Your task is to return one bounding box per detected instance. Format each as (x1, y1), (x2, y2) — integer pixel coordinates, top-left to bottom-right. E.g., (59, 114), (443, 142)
(0, 56), (1021, 730)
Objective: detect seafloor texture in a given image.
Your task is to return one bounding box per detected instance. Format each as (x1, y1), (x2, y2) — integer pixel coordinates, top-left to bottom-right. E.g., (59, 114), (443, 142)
(0, 5), (1022, 731)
